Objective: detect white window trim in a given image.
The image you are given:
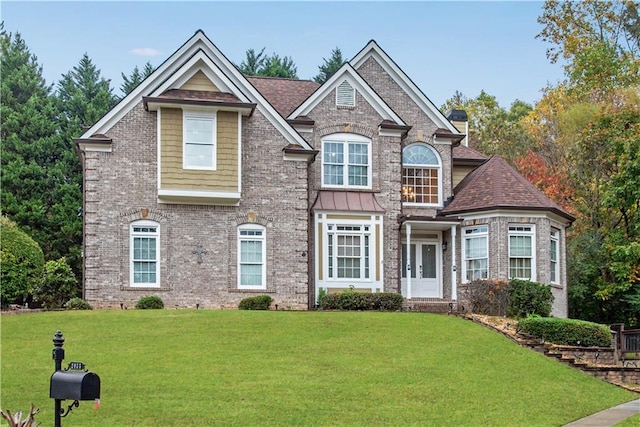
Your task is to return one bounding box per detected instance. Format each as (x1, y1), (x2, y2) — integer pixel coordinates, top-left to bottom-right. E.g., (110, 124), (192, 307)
(508, 225), (536, 281)
(550, 228), (559, 285)
(130, 220), (160, 287)
(462, 225), (489, 283)
(183, 110), (217, 170)
(401, 143), (443, 207)
(237, 224), (267, 290)
(321, 133), (372, 189)
(325, 221), (373, 282)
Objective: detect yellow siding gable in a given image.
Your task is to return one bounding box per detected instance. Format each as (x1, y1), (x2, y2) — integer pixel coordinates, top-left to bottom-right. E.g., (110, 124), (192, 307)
(160, 108), (238, 192)
(180, 70), (219, 92)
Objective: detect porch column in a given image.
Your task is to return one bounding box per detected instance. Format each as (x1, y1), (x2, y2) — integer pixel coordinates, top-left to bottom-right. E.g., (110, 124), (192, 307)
(451, 225), (457, 300)
(406, 223), (412, 299)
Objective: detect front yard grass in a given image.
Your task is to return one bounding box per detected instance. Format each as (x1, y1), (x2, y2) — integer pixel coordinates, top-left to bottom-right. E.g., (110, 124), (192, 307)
(1, 310), (636, 426)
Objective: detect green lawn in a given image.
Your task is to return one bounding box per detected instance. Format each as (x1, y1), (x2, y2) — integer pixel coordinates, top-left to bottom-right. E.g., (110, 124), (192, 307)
(1, 310), (636, 426)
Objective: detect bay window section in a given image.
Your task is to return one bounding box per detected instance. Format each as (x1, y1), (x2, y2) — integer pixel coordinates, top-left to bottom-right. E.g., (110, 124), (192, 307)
(550, 228), (559, 284)
(508, 225), (535, 280)
(463, 225), (488, 282)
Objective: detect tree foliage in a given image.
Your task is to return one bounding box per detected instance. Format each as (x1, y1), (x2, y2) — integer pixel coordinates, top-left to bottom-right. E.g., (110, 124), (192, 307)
(34, 257), (79, 309)
(121, 61), (154, 96)
(0, 217), (45, 306)
(314, 47), (345, 83)
(237, 48), (298, 78)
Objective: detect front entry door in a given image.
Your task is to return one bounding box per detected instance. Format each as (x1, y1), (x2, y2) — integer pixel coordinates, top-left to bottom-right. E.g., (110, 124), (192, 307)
(402, 242), (440, 298)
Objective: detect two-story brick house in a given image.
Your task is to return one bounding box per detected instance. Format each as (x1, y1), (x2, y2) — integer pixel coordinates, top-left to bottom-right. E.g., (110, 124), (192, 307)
(75, 30), (574, 315)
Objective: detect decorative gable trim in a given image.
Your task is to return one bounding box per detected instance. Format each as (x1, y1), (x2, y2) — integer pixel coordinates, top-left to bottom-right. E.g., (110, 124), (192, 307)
(350, 41), (460, 134)
(336, 79), (355, 107)
(288, 63), (406, 130)
(78, 30), (312, 151)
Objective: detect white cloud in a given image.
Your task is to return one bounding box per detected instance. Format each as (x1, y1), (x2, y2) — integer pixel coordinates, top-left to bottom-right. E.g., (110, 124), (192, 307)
(130, 48), (162, 57)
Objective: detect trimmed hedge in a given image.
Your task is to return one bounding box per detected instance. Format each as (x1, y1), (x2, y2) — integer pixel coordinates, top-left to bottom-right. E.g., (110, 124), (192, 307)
(319, 290), (404, 311)
(518, 317), (612, 347)
(466, 279), (553, 318)
(135, 295), (164, 309)
(238, 295), (273, 310)
(65, 297), (92, 310)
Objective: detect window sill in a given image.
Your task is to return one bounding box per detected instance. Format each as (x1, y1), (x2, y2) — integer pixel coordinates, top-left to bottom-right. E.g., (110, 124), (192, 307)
(229, 288), (275, 293)
(121, 286), (171, 291)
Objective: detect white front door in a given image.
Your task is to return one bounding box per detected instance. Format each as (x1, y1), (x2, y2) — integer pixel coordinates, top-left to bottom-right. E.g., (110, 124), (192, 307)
(402, 241), (441, 298)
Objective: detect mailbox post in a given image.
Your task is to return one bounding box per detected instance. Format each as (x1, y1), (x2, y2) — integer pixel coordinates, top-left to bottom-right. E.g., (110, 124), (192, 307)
(50, 330), (100, 427)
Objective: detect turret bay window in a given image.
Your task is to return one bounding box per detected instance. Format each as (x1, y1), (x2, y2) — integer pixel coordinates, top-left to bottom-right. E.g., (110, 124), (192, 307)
(130, 220), (159, 287)
(508, 225), (536, 280)
(550, 228), (559, 284)
(402, 144), (442, 205)
(463, 225), (488, 282)
(322, 133), (371, 189)
(238, 225), (266, 289)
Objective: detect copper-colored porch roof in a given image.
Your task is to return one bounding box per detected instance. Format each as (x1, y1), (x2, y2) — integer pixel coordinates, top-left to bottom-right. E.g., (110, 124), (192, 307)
(441, 156), (574, 221)
(313, 191), (385, 213)
(246, 76), (320, 117)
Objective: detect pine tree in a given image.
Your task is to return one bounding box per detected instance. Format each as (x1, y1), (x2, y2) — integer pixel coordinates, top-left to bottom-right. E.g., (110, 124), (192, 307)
(121, 61), (155, 96)
(314, 47), (345, 83)
(237, 48), (298, 78)
(0, 26), (82, 285)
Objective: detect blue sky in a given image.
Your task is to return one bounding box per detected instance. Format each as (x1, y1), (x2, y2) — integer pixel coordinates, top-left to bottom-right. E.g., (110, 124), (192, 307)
(2, 1), (566, 108)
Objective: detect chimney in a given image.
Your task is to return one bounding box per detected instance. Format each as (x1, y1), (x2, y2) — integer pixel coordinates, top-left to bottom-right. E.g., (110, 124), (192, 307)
(447, 109), (469, 147)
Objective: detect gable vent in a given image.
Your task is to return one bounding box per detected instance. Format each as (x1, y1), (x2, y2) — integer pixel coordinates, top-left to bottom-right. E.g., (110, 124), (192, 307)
(336, 80), (355, 107)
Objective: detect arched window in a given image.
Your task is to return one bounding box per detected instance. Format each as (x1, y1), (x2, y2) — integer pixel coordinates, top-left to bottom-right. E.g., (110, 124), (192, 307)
(401, 144), (441, 205)
(130, 220), (160, 287)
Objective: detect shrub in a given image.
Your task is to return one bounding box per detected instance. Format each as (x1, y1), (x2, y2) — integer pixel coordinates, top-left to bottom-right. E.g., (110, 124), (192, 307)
(135, 295), (164, 309)
(518, 317), (612, 347)
(318, 290), (404, 311)
(0, 217), (45, 307)
(466, 279), (509, 316)
(238, 295), (273, 310)
(65, 297), (92, 310)
(508, 279), (553, 318)
(34, 257), (78, 309)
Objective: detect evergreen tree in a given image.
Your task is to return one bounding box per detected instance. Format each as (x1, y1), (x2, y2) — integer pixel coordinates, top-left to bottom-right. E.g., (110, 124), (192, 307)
(120, 61), (154, 96)
(0, 27), (82, 280)
(237, 48), (298, 78)
(314, 47), (345, 83)
(237, 48), (267, 75)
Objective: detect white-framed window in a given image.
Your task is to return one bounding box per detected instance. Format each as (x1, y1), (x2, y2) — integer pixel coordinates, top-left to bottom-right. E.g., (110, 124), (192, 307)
(238, 224), (266, 289)
(508, 225), (535, 280)
(183, 111), (216, 170)
(463, 225), (488, 282)
(322, 133), (371, 189)
(130, 220), (159, 287)
(336, 80), (355, 107)
(550, 228), (559, 284)
(327, 224), (370, 280)
(402, 144), (442, 205)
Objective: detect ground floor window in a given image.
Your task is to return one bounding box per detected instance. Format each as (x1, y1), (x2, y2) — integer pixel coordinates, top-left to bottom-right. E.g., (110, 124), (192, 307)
(463, 225), (488, 282)
(130, 220), (159, 286)
(550, 228), (559, 284)
(327, 224), (370, 279)
(238, 224), (266, 289)
(508, 225), (535, 280)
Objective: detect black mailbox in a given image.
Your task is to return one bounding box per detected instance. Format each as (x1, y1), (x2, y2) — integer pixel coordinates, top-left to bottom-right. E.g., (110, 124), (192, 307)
(50, 371), (100, 401)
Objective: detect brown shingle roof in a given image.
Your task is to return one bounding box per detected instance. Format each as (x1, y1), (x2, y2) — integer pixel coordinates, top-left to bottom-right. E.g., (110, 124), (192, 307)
(441, 156), (574, 221)
(246, 76), (320, 117)
(158, 89), (244, 103)
(452, 145), (488, 163)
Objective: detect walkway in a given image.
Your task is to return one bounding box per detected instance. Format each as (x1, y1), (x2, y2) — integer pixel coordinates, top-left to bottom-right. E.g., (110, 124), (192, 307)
(564, 399), (640, 426)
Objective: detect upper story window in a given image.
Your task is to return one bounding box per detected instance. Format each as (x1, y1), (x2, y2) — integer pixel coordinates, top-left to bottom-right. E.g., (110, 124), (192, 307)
(508, 225), (536, 280)
(183, 111), (216, 170)
(336, 80), (355, 107)
(402, 144), (441, 205)
(322, 133), (371, 189)
(550, 228), (559, 284)
(130, 220), (159, 287)
(238, 224), (266, 289)
(463, 225), (488, 282)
